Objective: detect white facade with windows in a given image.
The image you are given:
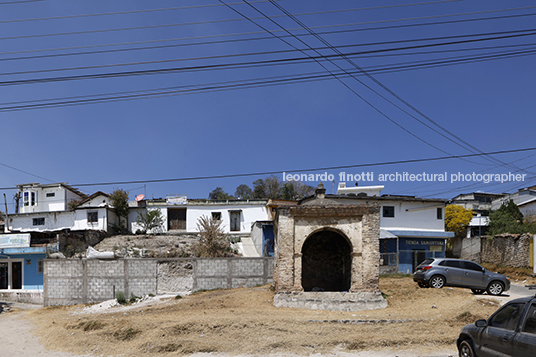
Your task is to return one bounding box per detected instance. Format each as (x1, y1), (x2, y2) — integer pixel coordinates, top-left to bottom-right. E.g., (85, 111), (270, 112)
(8, 184), (117, 233)
(145, 198), (269, 234)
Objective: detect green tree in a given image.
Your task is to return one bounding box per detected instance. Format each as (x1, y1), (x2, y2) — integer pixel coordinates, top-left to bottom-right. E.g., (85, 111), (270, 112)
(208, 187), (234, 200)
(281, 181), (315, 200)
(251, 179), (266, 199)
(445, 205), (474, 239)
(235, 184), (252, 199)
(195, 215), (234, 257)
(488, 200), (527, 236)
(136, 209), (164, 234)
(110, 189), (130, 232)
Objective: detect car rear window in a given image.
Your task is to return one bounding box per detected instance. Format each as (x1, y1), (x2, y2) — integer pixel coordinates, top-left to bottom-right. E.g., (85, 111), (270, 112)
(417, 259), (434, 267)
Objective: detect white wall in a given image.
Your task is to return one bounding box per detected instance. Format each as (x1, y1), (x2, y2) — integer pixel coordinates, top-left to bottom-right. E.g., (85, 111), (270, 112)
(379, 200), (445, 231)
(128, 207), (162, 234)
(186, 204), (269, 234)
(10, 211), (75, 232)
(19, 185), (85, 214)
(72, 208), (109, 231)
(520, 201), (536, 217)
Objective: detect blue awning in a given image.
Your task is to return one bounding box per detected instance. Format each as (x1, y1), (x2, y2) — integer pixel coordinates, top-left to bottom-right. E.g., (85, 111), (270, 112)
(386, 230), (454, 239)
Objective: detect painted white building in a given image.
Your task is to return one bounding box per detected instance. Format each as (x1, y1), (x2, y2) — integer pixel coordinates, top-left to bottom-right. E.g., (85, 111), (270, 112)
(8, 183), (118, 233)
(141, 197), (270, 235)
(491, 188), (536, 217)
(336, 183), (453, 273)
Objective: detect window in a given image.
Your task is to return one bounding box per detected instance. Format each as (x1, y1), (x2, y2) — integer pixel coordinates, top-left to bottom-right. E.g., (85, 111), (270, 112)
(37, 260), (44, 275)
(23, 191), (37, 206)
(437, 207), (443, 220)
(383, 206), (395, 218)
(463, 261), (484, 272)
(32, 217), (45, 226)
(87, 211), (98, 223)
(522, 304), (536, 334)
(439, 260), (463, 268)
(211, 212), (221, 221)
(230, 211), (241, 232)
(46, 192), (55, 197)
(489, 303), (524, 330)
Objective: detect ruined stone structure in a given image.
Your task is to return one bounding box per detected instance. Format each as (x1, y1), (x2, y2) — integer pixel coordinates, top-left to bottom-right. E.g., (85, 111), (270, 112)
(273, 184), (387, 311)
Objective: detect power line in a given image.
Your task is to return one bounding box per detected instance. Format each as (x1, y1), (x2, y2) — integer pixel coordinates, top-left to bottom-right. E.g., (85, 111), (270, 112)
(1, 5), (535, 43)
(268, 0), (534, 176)
(0, 0), (44, 4)
(58, 147), (536, 189)
(0, 29), (534, 88)
(2, 9), (535, 61)
(1, 146), (533, 191)
(0, 1), (279, 25)
(0, 0), (462, 26)
(0, 162), (53, 183)
(0, 46), (534, 112)
(1, 26), (533, 75)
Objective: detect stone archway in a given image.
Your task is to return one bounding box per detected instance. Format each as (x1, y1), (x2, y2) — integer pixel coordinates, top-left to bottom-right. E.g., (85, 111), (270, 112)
(301, 229), (352, 292)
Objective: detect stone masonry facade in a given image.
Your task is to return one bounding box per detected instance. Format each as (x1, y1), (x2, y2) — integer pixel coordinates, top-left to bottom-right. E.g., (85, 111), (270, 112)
(44, 257), (273, 306)
(272, 185), (387, 311)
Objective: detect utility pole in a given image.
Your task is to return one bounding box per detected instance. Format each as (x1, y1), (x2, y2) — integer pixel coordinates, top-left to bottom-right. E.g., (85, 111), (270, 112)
(3, 193), (8, 233)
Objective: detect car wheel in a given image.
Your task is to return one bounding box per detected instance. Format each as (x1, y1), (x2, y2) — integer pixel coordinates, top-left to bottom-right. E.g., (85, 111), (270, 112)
(471, 289), (485, 295)
(418, 282), (429, 288)
(430, 275), (445, 289)
(458, 340), (476, 357)
(487, 281), (504, 296)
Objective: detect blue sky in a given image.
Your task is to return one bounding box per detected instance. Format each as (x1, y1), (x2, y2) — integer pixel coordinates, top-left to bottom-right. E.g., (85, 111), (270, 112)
(1, 0), (535, 209)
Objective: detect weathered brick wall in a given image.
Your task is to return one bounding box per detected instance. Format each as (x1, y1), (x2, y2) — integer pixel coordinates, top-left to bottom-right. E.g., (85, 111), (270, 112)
(274, 204), (381, 293)
(44, 257), (273, 306)
(480, 233), (533, 267)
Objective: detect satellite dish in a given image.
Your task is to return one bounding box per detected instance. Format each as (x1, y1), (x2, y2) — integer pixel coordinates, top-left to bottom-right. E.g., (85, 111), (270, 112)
(135, 194), (145, 202)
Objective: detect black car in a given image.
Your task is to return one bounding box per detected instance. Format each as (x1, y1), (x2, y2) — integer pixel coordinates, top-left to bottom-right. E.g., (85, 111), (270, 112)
(457, 295), (536, 357)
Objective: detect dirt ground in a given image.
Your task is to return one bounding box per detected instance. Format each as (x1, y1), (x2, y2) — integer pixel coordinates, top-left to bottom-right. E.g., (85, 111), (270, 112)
(18, 276), (507, 356)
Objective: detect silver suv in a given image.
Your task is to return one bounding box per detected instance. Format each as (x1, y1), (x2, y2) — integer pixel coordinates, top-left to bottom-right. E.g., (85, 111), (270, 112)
(413, 258), (510, 295)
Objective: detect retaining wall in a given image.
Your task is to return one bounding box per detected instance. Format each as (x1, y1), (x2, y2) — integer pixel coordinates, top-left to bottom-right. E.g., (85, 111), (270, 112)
(480, 233), (533, 268)
(43, 257), (273, 306)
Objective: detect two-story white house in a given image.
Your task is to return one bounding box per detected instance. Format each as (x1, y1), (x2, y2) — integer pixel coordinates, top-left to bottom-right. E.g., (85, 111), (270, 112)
(8, 183), (118, 234)
(337, 183), (454, 273)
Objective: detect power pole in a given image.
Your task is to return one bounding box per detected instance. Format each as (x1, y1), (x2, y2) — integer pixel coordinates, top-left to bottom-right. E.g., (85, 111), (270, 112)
(3, 193), (8, 233)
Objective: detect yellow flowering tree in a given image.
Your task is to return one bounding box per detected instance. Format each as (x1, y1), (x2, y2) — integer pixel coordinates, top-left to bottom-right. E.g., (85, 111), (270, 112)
(445, 205), (474, 239)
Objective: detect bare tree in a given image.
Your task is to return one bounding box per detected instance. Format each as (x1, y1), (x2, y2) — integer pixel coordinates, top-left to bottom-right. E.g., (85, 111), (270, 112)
(195, 215), (234, 257)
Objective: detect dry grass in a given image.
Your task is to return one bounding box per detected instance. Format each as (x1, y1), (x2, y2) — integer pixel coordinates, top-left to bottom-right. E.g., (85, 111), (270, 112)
(480, 263), (536, 285)
(23, 276), (503, 356)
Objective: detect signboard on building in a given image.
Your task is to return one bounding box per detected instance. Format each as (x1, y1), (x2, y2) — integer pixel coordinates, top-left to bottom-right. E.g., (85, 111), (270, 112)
(166, 195), (187, 205)
(0, 233), (31, 248)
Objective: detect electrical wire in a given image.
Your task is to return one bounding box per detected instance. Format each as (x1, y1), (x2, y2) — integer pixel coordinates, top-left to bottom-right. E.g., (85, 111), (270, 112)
(0, 46), (534, 112)
(1, 9), (535, 62)
(1, 146), (533, 191)
(1, 5), (535, 43)
(0, 29), (534, 88)
(268, 0), (534, 176)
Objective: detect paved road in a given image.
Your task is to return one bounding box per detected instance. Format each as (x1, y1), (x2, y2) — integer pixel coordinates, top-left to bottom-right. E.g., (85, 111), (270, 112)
(478, 282), (535, 305)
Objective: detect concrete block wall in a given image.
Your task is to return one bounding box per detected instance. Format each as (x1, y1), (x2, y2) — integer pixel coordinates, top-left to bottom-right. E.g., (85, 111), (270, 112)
(194, 257), (273, 291)
(44, 257), (274, 306)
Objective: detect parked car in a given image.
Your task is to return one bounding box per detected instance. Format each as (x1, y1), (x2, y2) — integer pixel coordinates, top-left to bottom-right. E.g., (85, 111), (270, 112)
(413, 258), (510, 295)
(457, 295), (536, 357)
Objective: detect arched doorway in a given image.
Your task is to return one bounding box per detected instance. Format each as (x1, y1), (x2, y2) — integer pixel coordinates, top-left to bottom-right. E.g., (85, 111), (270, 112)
(301, 229), (352, 292)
